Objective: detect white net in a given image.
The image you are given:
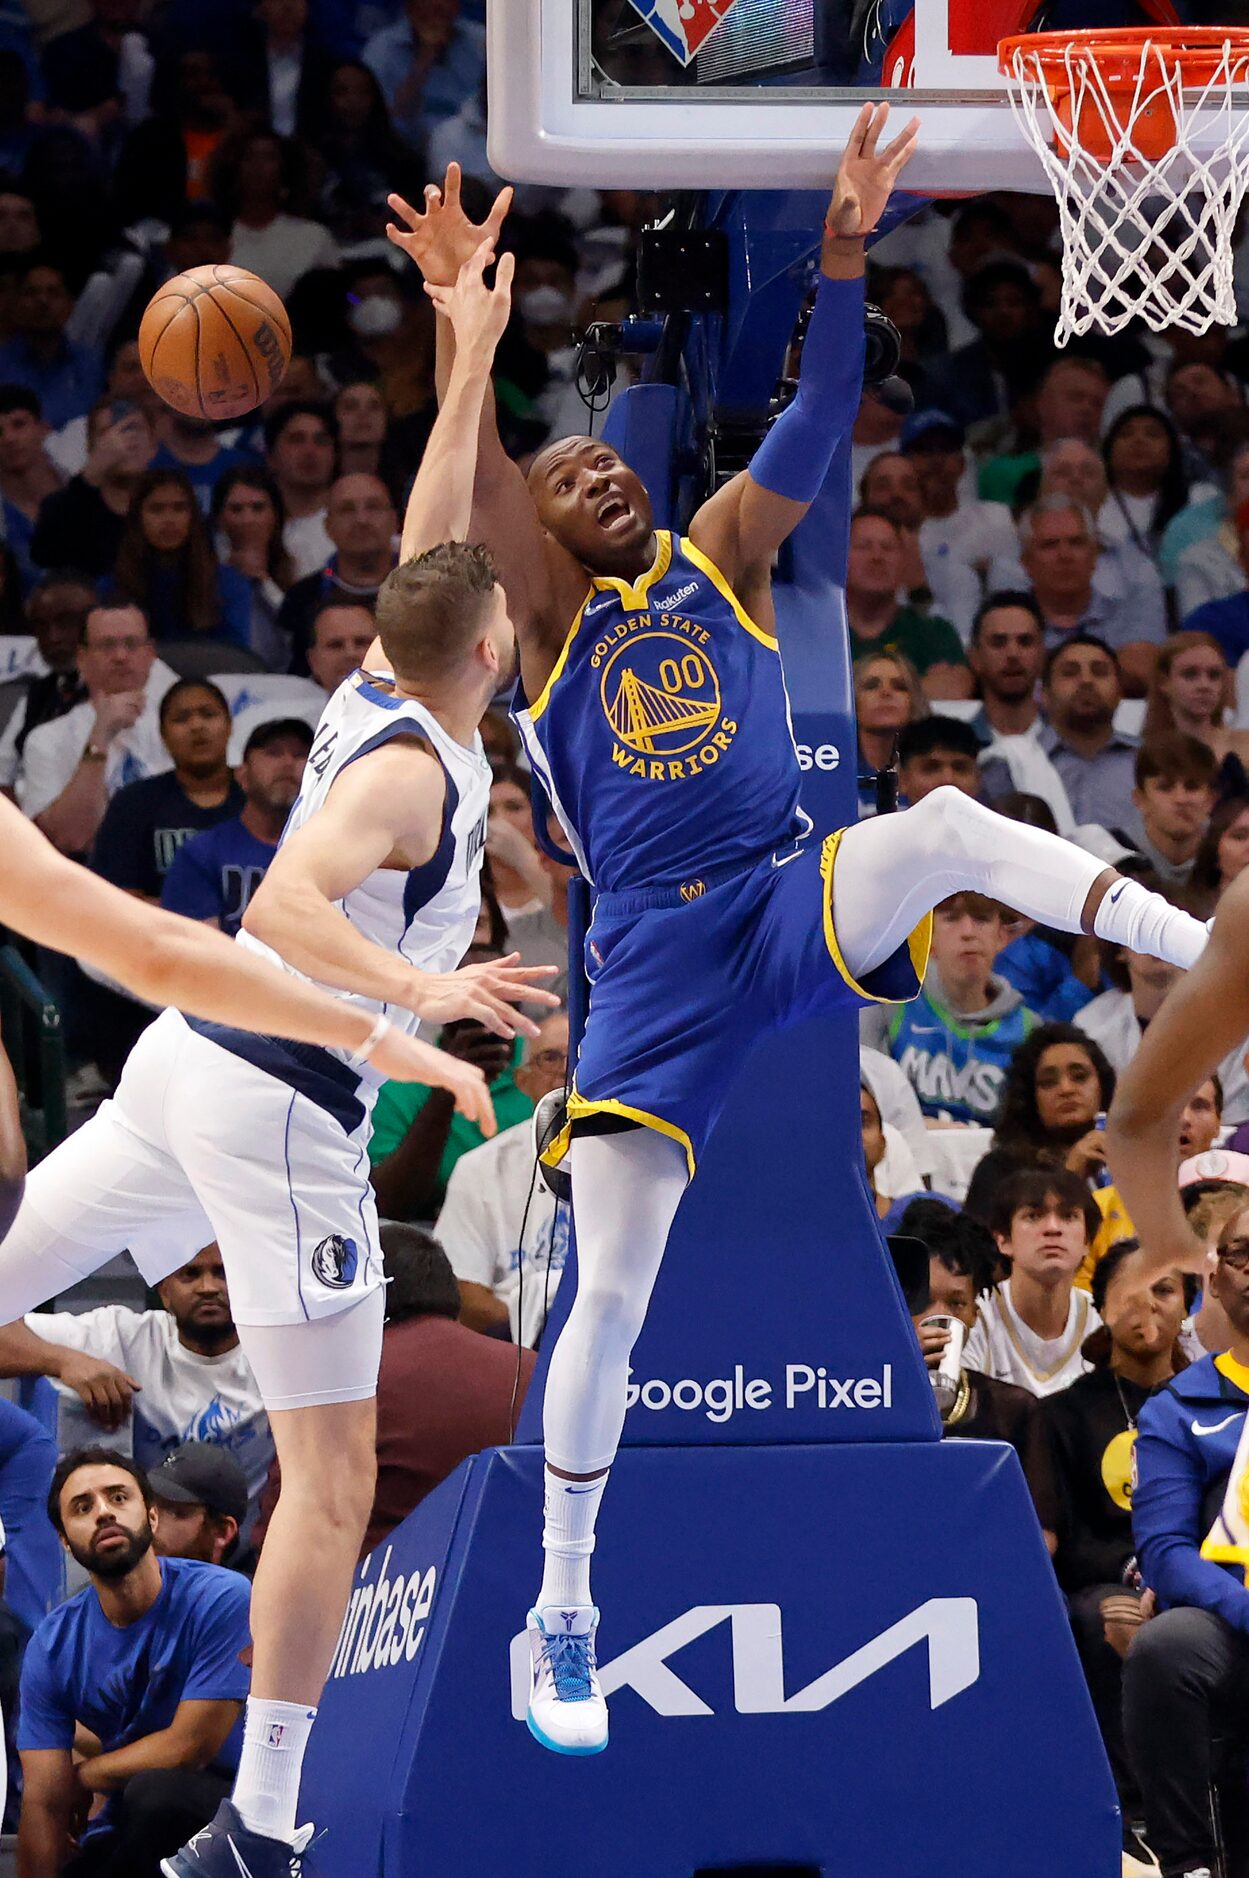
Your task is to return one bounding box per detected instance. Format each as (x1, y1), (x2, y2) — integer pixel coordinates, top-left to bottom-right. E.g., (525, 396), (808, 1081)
(1002, 31), (1249, 342)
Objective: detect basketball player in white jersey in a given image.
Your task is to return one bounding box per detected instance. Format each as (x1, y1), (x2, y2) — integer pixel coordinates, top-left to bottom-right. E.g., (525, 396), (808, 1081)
(0, 798), (502, 1241)
(2, 246), (546, 1878)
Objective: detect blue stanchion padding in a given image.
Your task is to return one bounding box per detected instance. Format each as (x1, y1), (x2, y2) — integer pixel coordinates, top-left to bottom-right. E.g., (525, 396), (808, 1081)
(516, 1004), (941, 1450)
(601, 383), (681, 529)
(304, 1441), (1119, 1878)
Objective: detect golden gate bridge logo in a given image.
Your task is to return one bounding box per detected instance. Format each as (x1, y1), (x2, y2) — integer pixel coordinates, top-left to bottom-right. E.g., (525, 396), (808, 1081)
(600, 632), (722, 758)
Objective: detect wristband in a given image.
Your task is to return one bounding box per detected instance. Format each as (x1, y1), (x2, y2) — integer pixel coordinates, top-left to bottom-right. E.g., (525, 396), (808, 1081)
(348, 1011), (392, 1069)
(82, 742), (108, 764)
(823, 222), (872, 242)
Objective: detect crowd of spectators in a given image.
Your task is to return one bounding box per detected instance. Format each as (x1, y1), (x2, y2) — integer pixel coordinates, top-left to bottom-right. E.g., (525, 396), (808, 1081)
(4, 0), (1249, 1871)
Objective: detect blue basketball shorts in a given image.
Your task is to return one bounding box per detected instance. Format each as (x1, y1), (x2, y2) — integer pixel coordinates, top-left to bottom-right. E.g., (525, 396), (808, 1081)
(550, 830), (931, 1176)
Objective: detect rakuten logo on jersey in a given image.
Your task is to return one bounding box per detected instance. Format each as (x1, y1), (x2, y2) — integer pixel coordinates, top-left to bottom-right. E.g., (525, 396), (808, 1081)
(625, 1363), (894, 1424)
(795, 742), (841, 772)
(329, 1545), (437, 1679)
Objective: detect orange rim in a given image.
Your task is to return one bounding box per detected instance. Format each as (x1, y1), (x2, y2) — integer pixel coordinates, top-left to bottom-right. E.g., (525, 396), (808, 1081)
(999, 24), (1249, 86)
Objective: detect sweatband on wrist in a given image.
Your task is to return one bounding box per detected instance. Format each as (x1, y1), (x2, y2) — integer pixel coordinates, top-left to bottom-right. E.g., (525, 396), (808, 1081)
(748, 272), (866, 504)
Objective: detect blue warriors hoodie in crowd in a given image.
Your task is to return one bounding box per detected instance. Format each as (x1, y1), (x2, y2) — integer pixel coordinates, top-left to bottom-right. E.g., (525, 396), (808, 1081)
(1133, 1352), (1249, 1632)
(861, 967), (1037, 1126)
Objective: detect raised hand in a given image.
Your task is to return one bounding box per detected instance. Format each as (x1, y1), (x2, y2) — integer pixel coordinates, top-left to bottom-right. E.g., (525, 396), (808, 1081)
(424, 239), (515, 363)
(386, 161), (513, 288)
(409, 953), (560, 1039)
(826, 103), (921, 239)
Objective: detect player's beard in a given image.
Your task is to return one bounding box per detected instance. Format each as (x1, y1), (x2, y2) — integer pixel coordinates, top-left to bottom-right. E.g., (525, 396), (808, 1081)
(70, 1521), (154, 1581)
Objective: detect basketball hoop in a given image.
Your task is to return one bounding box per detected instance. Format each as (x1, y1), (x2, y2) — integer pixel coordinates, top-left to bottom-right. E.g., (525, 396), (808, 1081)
(999, 27), (1249, 342)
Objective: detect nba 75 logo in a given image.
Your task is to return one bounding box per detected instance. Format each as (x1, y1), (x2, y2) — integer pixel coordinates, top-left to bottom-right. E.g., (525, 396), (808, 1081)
(627, 0), (742, 66)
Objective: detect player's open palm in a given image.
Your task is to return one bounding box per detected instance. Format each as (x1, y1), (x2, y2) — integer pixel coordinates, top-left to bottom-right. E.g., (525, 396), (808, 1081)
(424, 241), (515, 363)
(370, 1028), (499, 1137)
(386, 161), (513, 287)
(413, 952), (560, 1038)
(827, 102), (920, 238)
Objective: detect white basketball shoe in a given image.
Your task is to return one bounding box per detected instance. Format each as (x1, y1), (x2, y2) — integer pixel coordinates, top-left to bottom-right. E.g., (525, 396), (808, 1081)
(526, 1604), (609, 1755)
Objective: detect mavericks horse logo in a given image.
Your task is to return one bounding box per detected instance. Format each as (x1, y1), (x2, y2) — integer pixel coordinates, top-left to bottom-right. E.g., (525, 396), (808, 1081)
(312, 1233), (359, 1289)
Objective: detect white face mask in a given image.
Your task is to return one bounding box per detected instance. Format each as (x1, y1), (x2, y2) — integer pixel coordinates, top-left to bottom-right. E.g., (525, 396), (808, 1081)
(348, 295), (402, 339)
(519, 285), (575, 327)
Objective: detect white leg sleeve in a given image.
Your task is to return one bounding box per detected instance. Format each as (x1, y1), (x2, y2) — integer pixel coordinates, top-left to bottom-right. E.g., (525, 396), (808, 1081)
(832, 787), (1207, 980)
(542, 1128), (689, 1476)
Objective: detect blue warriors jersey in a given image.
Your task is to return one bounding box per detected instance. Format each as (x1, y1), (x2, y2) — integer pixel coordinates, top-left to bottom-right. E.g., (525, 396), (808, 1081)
(514, 531), (809, 892)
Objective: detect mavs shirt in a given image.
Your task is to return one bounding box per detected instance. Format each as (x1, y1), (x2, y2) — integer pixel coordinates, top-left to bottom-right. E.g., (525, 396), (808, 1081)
(162, 814), (277, 936)
(882, 984), (1037, 1125)
(515, 532), (808, 891)
(19, 1558), (251, 1838)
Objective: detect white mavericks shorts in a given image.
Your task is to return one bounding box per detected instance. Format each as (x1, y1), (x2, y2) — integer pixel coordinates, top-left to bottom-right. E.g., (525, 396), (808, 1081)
(3, 1009), (385, 1409)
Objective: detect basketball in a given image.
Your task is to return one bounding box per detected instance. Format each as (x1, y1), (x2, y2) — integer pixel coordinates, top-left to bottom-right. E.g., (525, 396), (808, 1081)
(138, 264), (291, 421)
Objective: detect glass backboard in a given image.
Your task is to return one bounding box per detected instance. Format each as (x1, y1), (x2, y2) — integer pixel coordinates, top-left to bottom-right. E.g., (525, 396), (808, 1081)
(488, 0), (1248, 190)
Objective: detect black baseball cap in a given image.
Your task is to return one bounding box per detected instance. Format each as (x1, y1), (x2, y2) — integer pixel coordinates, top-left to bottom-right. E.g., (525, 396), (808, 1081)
(241, 716), (314, 761)
(149, 1443), (249, 1526)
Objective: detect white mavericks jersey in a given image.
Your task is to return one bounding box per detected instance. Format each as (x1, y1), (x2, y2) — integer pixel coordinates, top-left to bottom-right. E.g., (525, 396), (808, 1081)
(197, 666), (491, 1103)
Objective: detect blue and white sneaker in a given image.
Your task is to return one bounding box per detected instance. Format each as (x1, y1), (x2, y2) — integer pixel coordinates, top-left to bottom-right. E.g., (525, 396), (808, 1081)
(526, 1604), (609, 1755)
(160, 1800), (315, 1878)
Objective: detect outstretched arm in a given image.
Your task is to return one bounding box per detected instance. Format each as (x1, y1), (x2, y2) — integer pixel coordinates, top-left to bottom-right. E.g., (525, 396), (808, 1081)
(0, 799), (495, 1122)
(399, 240), (515, 560)
(688, 105), (919, 592)
(1107, 882), (1243, 1276)
(387, 168), (556, 637)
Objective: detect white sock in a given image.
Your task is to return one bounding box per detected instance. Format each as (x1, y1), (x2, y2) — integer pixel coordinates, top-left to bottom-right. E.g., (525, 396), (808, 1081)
(232, 1697), (317, 1843)
(538, 1465), (608, 1610)
(1092, 876), (1208, 970)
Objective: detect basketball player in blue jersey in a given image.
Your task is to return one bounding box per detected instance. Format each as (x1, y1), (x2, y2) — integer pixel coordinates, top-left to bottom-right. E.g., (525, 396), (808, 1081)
(391, 136), (1211, 1756)
(0, 250), (556, 1878)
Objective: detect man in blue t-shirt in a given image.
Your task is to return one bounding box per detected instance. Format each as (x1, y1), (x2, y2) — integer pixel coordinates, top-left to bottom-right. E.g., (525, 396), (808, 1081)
(161, 718), (312, 936)
(18, 1448), (252, 1878)
(92, 681), (244, 904)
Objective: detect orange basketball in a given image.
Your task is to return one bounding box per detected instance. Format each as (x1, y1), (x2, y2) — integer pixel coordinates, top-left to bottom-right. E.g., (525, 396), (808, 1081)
(138, 265), (291, 421)
(1053, 85), (1177, 164)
